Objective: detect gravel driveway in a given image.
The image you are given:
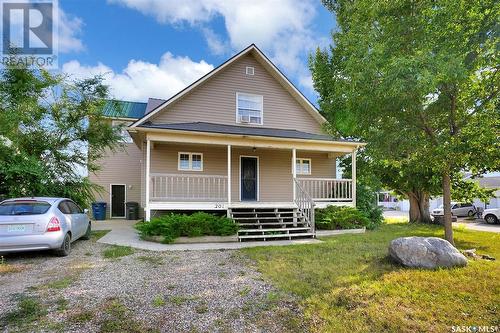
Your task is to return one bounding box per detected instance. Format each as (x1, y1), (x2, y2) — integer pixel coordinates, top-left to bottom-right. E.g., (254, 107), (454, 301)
(0, 231), (306, 333)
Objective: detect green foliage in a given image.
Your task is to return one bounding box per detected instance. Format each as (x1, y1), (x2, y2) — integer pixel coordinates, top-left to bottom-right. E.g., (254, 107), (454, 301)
(311, 0), (500, 232)
(356, 184), (384, 230)
(315, 206), (370, 230)
(452, 179), (497, 204)
(0, 62), (124, 207)
(135, 212), (238, 243)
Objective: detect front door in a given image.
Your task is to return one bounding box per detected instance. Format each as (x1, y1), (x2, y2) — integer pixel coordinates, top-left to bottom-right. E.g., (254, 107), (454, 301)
(241, 157), (258, 201)
(111, 185), (126, 218)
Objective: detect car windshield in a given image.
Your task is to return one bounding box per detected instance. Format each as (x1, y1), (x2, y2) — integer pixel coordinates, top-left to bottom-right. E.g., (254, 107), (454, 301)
(0, 201), (51, 215)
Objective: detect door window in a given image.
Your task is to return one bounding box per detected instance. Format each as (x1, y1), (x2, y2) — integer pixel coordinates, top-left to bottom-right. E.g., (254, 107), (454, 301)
(58, 201), (71, 214)
(67, 201), (82, 214)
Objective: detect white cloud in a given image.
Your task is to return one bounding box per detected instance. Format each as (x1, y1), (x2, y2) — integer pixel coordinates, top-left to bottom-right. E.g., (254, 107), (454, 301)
(62, 52), (213, 102)
(108, 0), (325, 93)
(58, 9), (84, 53)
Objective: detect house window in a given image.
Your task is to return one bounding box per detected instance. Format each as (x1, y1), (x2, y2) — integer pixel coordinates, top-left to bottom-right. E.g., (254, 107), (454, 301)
(178, 152), (203, 171)
(112, 120), (133, 143)
(296, 158), (311, 175)
(246, 66), (254, 75)
(236, 93), (263, 125)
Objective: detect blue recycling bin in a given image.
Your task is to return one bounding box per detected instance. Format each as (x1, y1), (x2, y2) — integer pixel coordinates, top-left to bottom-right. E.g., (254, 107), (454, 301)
(91, 202), (107, 220)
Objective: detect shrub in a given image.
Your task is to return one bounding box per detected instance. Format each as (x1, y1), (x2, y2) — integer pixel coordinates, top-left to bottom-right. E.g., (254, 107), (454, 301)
(315, 206), (370, 230)
(135, 212), (238, 243)
(356, 183), (384, 229)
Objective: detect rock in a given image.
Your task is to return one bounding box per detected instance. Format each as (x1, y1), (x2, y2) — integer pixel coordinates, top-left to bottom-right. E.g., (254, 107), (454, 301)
(389, 237), (468, 269)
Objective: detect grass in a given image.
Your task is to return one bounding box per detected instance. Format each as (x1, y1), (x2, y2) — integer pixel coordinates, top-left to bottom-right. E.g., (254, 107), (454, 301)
(0, 256), (25, 275)
(45, 276), (75, 289)
(136, 255), (164, 266)
(243, 222), (500, 332)
(100, 298), (157, 333)
(152, 295), (166, 307)
(102, 245), (135, 259)
(91, 230), (110, 242)
(1, 295), (48, 328)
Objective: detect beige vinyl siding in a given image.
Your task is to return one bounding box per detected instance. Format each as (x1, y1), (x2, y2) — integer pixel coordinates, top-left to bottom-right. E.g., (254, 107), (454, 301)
(150, 54), (323, 134)
(148, 144), (336, 203)
(89, 144), (143, 218)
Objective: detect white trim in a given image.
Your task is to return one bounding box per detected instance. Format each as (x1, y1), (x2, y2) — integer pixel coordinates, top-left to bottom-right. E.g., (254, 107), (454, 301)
(177, 152), (204, 171)
(227, 145), (232, 205)
(145, 139), (151, 221)
(296, 158), (312, 175)
(352, 149), (357, 206)
(239, 155), (260, 202)
(235, 92), (263, 125)
(109, 184), (127, 218)
(129, 44), (326, 128)
(246, 66), (255, 75)
(292, 148), (297, 200)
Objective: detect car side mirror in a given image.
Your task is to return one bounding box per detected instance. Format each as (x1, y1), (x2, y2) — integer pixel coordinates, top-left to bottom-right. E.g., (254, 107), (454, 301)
(84, 208), (89, 214)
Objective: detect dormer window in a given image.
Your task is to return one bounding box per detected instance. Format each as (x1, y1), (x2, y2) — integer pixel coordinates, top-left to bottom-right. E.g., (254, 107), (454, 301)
(246, 66), (254, 75)
(236, 93), (263, 125)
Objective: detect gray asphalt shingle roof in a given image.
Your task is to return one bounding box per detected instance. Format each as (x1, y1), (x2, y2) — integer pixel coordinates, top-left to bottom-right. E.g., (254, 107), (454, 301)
(139, 122), (356, 143)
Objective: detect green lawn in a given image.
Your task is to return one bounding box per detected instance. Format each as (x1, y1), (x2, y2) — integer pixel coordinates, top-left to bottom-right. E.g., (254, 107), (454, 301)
(243, 222), (500, 332)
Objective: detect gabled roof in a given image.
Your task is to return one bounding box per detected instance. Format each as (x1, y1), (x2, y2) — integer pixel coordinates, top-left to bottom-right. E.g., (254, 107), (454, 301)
(139, 122), (357, 143)
(102, 100), (147, 119)
(130, 44), (326, 128)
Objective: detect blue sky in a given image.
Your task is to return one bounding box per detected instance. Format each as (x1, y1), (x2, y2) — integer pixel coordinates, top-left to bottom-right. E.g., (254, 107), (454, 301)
(56, 0), (336, 103)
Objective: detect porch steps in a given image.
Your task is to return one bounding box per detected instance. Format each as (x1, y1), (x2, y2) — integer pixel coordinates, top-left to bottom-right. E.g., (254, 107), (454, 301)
(229, 207), (314, 242)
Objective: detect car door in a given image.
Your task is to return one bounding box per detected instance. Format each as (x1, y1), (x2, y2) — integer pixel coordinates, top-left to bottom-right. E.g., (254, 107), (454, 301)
(67, 201), (86, 237)
(58, 200), (74, 234)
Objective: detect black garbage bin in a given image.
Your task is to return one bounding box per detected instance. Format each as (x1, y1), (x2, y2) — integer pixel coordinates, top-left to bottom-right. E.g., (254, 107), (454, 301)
(125, 202), (139, 220)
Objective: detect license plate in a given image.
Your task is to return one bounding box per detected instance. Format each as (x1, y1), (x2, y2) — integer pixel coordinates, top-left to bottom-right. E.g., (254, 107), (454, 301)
(7, 225), (26, 233)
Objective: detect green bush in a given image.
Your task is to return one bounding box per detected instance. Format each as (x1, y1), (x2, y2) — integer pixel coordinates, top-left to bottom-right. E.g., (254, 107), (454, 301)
(315, 206), (370, 230)
(135, 212), (238, 243)
(356, 183), (384, 229)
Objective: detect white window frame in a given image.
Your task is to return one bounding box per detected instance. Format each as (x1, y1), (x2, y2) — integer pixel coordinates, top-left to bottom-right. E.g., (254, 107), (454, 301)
(236, 92), (263, 125)
(178, 152), (203, 171)
(246, 66), (254, 75)
(296, 158), (312, 175)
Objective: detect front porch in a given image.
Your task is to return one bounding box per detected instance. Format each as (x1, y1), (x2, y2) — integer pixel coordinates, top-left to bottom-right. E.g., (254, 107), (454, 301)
(141, 133), (360, 240)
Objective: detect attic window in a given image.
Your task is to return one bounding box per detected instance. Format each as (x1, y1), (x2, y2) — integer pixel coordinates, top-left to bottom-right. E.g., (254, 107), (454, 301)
(246, 66), (254, 75)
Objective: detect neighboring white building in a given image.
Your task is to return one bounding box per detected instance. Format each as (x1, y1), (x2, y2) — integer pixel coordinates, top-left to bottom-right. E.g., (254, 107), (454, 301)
(378, 175), (500, 212)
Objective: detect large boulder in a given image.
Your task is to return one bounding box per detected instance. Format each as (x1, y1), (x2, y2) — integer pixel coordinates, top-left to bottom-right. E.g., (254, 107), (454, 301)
(389, 237), (468, 269)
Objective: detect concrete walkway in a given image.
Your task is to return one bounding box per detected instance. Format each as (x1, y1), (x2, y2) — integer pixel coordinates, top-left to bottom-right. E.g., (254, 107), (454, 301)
(92, 219), (323, 251)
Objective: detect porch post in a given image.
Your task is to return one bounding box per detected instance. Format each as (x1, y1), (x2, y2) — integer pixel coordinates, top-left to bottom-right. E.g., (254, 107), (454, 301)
(227, 145), (231, 206)
(292, 148), (297, 201)
(352, 148), (357, 207)
(145, 139), (151, 222)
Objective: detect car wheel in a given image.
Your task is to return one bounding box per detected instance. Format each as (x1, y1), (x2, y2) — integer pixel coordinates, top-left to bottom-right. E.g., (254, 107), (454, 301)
(81, 222), (91, 240)
(467, 210), (475, 217)
(55, 233), (71, 256)
(484, 214), (498, 224)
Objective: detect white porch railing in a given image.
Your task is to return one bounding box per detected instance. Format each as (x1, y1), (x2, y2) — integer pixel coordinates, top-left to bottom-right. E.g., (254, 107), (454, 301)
(294, 178), (315, 232)
(297, 178), (353, 202)
(150, 173), (228, 201)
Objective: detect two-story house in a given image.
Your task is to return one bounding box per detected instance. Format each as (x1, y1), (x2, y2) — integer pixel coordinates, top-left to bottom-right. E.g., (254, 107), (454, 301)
(90, 44), (364, 241)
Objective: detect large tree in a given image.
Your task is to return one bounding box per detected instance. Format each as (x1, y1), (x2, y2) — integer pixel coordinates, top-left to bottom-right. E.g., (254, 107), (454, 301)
(312, 0), (500, 243)
(0, 61), (124, 207)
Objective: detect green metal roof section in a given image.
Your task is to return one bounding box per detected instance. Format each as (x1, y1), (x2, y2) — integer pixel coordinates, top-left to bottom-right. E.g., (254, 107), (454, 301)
(102, 100), (147, 119)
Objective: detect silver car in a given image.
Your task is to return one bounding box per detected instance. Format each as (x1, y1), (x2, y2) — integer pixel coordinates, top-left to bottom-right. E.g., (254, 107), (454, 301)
(432, 202), (477, 217)
(0, 197), (91, 256)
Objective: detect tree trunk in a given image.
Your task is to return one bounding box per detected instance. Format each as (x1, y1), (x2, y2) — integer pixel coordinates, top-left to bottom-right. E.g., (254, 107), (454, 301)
(418, 192), (432, 224)
(442, 171), (454, 245)
(408, 193), (421, 223)
(408, 191), (432, 223)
